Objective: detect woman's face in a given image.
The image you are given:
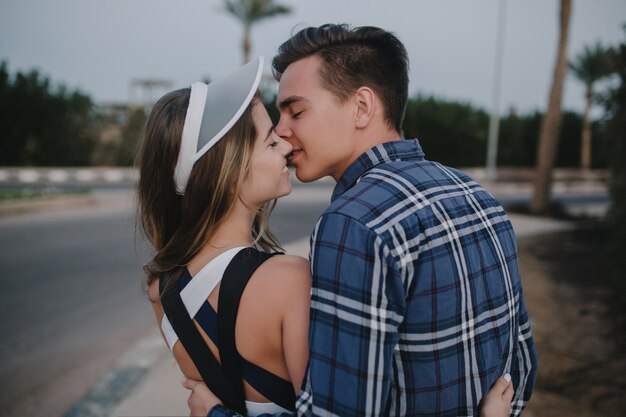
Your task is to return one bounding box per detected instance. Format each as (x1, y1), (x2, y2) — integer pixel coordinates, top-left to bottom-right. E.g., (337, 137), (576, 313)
(239, 101), (293, 207)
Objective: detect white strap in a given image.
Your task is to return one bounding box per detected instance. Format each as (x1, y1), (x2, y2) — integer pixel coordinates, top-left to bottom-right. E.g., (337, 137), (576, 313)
(173, 57), (264, 195)
(173, 82), (207, 194)
(161, 246), (248, 351)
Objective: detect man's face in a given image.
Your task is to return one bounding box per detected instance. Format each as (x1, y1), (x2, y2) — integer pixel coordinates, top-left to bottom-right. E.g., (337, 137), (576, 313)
(275, 55), (357, 182)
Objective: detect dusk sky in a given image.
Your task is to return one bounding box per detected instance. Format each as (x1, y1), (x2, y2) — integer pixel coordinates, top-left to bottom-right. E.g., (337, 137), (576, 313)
(1, 0), (625, 115)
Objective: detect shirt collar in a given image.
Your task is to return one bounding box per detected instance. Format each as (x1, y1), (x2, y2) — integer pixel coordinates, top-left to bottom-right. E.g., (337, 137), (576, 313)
(331, 138), (425, 202)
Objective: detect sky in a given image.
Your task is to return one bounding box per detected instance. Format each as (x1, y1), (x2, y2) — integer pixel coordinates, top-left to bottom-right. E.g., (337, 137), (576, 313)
(1, 0), (625, 115)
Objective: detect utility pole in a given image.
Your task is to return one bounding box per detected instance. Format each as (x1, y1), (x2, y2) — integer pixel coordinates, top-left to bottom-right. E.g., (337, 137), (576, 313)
(486, 0), (508, 182)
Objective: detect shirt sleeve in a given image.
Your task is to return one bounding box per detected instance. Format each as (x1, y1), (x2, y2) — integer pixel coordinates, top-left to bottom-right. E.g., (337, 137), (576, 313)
(510, 292), (538, 416)
(295, 212), (404, 416)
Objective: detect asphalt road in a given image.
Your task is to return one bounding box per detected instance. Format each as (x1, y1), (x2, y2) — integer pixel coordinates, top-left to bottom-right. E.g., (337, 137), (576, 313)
(0, 184), (332, 417)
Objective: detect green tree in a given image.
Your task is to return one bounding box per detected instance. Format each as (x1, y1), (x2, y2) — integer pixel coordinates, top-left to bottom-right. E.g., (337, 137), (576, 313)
(497, 109), (611, 168)
(569, 42), (613, 169)
(116, 107), (147, 166)
(532, 0), (573, 214)
(497, 109), (541, 167)
(0, 62), (97, 166)
(402, 95), (489, 167)
(222, 0), (291, 63)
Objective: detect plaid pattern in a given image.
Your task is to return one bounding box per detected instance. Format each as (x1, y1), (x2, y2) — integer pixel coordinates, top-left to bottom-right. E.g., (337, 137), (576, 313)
(209, 139), (536, 417)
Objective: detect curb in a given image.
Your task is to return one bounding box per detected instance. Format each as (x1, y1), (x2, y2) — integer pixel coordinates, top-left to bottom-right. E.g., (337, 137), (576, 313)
(0, 194), (97, 216)
(508, 213), (577, 239)
(63, 332), (165, 417)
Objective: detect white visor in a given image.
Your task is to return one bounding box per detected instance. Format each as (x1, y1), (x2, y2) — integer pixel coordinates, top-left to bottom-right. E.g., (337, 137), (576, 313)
(173, 56), (264, 194)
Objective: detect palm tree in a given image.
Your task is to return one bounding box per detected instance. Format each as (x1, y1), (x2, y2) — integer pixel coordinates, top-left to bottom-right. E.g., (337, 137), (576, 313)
(531, 0), (572, 214)
(569, 42), (613, 170)
(222, 0), (292, 64)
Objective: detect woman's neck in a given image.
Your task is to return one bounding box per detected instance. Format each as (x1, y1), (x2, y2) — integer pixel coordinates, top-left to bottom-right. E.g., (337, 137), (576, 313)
(212, 201), (256, 249)
(188, 199), (257, 274)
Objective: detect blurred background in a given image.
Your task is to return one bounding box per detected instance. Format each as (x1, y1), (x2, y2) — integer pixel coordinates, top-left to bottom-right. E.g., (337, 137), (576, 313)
(0, 1), (625, 416)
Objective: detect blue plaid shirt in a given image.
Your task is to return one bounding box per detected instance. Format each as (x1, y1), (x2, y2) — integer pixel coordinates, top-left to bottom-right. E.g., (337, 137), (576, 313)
(210, 139), (537, 417)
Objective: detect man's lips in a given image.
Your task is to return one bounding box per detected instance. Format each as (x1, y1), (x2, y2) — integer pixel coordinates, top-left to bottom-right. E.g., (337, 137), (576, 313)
(286, 149), (303, 162)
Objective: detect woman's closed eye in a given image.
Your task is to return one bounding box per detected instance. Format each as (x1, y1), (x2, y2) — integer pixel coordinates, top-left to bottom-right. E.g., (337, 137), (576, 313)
(265, 126), (278, 147)
(269, 130), (284, 148)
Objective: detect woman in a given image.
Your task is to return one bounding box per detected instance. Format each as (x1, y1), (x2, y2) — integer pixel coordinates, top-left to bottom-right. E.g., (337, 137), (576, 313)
(137, 57), (514, 416)
(138, 57), (308, 415)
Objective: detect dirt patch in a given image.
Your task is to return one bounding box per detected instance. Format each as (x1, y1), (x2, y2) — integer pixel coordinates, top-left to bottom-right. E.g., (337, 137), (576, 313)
(519, 228), (626, 417)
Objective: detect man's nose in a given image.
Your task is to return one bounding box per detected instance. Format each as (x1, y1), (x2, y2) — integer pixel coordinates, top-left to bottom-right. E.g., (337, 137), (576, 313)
(274, 117), (290, 139)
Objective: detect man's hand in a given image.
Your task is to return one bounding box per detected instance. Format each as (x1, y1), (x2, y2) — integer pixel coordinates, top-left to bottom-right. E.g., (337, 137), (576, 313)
(480, 374), (514, 417)
(181, 377), (222, 417)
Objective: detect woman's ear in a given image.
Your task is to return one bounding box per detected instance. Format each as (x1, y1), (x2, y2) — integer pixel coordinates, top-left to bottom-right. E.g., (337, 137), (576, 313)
(354, 87), (376, 129)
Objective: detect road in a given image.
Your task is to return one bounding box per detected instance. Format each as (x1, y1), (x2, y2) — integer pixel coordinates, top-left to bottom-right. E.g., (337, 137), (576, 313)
(0, 176), (608, 417)
(0, 184), (333, 417)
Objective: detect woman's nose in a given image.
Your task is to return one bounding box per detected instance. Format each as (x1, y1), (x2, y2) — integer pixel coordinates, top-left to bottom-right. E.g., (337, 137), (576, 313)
(281, 138), (293, 156)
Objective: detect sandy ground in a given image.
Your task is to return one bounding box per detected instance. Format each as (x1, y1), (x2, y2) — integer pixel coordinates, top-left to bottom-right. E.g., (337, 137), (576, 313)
(518, 231), (626, 417)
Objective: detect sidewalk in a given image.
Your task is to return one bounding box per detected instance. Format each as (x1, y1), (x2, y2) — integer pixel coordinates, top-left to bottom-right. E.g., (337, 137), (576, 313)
(65, 211), (574, 417)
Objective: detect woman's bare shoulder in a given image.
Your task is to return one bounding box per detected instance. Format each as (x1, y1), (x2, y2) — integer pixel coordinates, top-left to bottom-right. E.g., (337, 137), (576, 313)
(248, 254), (310, 296)
(244, 255), (310, 331)
(261, 254), (310, 280)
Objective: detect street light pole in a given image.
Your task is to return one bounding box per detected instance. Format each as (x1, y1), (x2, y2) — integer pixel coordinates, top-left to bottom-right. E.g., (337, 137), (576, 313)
(486, 0), (508, 182)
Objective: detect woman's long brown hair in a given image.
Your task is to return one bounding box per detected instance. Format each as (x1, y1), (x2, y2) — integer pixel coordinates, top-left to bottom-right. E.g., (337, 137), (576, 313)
(136, 88), (282, 297)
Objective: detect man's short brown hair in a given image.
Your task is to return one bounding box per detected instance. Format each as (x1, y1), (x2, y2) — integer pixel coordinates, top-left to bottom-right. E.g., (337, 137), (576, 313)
(273, 23), (409, 132)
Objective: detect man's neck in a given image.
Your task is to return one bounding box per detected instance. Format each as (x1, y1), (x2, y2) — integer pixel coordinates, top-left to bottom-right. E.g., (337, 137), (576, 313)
(331, 128), (401, 182)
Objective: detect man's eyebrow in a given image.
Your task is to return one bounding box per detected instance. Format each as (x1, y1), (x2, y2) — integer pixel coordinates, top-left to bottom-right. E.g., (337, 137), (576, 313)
(277, 95), (308, 110)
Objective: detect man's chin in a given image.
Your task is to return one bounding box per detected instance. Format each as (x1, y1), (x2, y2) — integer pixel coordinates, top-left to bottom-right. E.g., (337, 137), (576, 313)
(295, 169), (318, 183)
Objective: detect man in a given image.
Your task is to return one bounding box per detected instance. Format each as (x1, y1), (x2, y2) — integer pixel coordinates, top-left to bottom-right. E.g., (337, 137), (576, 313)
(187, 23), (537, 416)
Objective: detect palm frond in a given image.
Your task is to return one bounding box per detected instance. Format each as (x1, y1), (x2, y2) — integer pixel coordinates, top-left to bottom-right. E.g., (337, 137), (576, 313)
(221, 0), (291, 25)
(569, 42), (613, 87)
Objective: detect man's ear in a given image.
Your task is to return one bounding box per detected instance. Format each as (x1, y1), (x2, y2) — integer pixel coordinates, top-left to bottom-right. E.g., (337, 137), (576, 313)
(354, 87), (376, 129)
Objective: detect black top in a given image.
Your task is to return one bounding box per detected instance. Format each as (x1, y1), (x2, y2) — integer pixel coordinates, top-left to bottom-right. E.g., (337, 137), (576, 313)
(160, 248), (296, 414)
